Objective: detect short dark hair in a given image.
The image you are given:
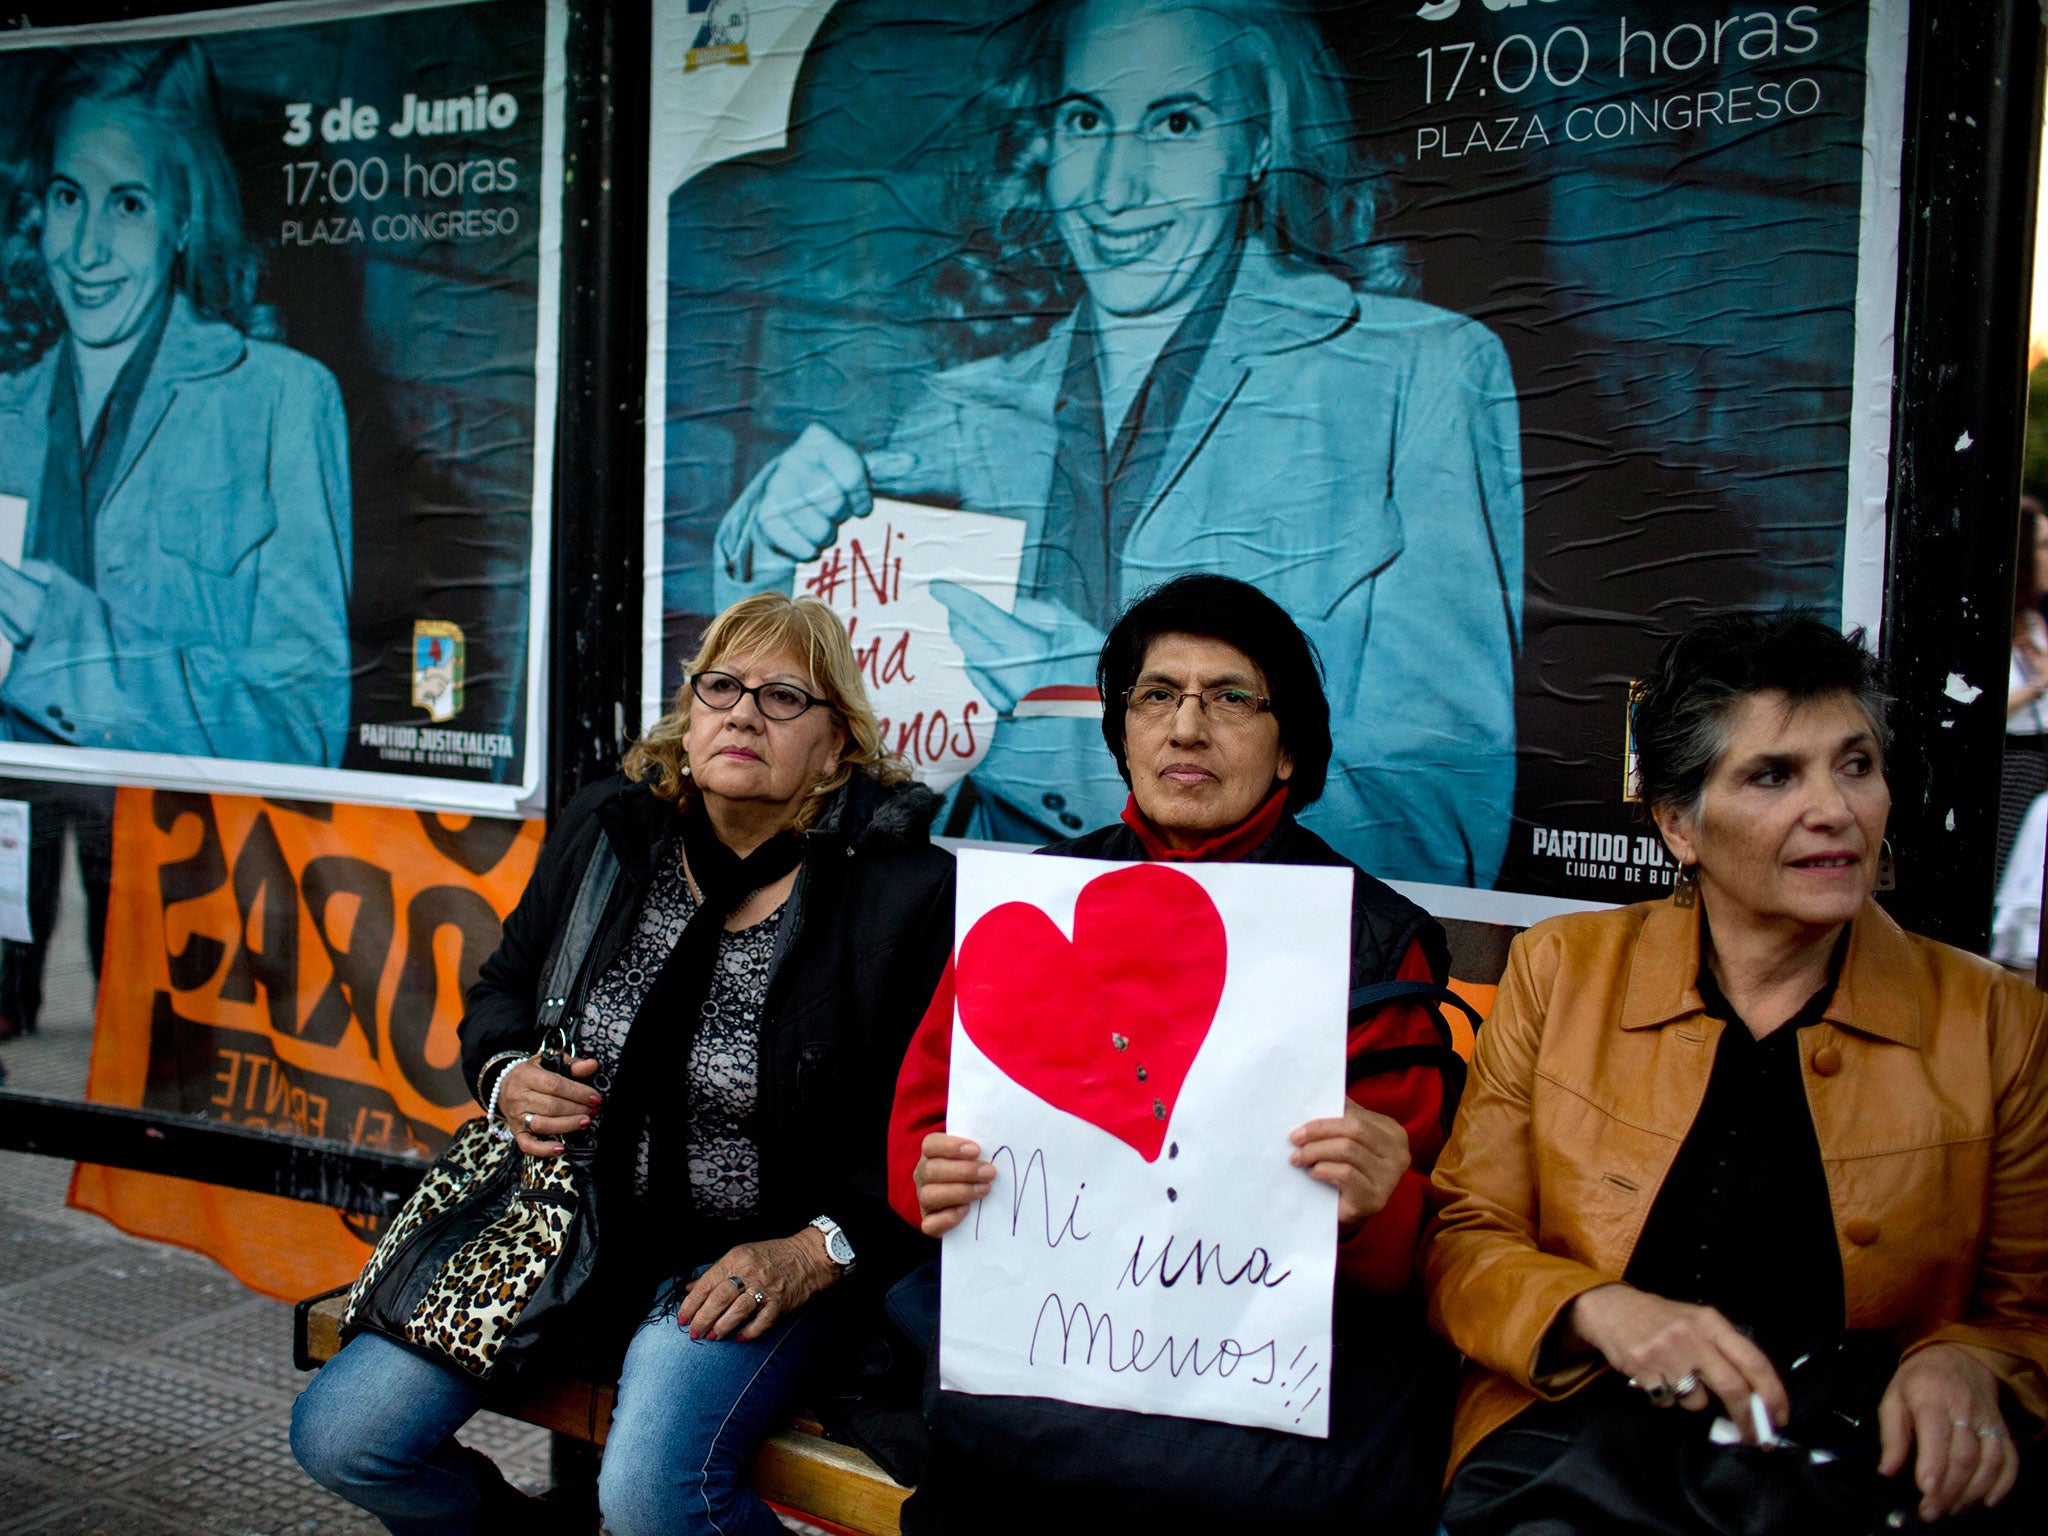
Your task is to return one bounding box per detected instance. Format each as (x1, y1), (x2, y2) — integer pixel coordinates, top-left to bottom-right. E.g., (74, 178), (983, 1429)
(1097, 574), (1332, 807)
(1631, 613), (1889, 818)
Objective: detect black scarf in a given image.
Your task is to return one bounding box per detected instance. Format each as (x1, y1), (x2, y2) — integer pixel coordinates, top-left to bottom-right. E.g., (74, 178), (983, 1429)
(598, 802), (805, 1258)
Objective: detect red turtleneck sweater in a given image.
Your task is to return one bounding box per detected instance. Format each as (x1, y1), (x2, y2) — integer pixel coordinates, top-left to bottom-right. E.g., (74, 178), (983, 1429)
(886, 793), (1445, 1291)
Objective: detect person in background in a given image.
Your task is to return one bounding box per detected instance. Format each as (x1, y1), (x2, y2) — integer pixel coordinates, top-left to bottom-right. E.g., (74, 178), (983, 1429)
(890, 573), (1463, 1534)
(1990, 788), (2047, 971)
(1999, 496), (2048, 881)
(1428, 614), (2045, 1536)
(294, 593), (953, 1536)
(0, 777), (111, 1042)
(0, 40), (350, 765)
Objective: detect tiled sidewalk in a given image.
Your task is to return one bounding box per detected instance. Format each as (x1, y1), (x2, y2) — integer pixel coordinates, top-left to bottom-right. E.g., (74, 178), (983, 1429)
(0, 844), (549, 1534)
(0, 1152), (552, 1536)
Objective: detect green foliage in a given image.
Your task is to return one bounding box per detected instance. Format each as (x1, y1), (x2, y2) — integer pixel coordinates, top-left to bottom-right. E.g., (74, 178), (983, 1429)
(2025, 361), (2048, 506)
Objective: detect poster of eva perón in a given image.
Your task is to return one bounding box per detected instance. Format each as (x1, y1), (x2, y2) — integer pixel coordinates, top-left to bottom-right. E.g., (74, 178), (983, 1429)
(0, 0), (566, 815)
(643, 0), (1906, 924)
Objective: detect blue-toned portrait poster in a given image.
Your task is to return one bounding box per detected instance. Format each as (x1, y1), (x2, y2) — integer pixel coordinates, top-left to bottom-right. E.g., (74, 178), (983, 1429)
(0, 0), (563, 815)
(643, 0), (1905, 917)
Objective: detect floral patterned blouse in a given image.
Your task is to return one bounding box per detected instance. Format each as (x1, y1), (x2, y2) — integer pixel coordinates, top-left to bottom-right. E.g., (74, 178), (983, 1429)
(574, 841), (782, 1218)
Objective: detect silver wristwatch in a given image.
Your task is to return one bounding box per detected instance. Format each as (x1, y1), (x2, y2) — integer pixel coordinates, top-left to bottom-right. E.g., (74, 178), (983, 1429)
(808, 1214), (856, 1271)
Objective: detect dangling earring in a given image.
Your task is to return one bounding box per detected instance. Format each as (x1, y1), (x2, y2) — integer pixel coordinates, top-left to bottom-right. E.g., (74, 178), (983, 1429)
(1874, 839), (1896, 892)
(679, 760), (692, 780)
(1671, 861), (1700, 908)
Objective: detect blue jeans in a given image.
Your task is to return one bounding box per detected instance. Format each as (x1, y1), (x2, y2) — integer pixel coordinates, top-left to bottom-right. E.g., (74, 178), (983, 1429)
(292, 1279), (827, 1536)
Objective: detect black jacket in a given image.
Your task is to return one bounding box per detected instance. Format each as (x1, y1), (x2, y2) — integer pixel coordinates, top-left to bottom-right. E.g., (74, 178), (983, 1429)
(458, 770), (954, 1291)
(1049, 814), (1450, 991)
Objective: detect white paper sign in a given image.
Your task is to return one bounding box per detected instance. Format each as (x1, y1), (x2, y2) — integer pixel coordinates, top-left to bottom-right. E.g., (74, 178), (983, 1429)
(0, 495), (28, 686)
(793, 498), (1024, 791)
(0, 798), (30, 943)
(940, 849), (1351, 1437)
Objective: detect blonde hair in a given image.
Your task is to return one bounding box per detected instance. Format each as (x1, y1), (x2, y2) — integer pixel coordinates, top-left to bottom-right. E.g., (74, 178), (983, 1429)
(624, 592), (911, 829)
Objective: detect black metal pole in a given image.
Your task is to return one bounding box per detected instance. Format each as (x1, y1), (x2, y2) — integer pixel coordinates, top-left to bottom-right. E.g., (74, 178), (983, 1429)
(540, 30), (649, 1467)
(1879, 1), (2047, 952)
(0, 1090), (425, 1218)
(1, 0), (646, 816)
(547, 0), (651, 819)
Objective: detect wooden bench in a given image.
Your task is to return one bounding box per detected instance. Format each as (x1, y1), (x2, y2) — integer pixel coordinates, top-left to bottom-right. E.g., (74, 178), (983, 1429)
(293, 1289), (909, 1536)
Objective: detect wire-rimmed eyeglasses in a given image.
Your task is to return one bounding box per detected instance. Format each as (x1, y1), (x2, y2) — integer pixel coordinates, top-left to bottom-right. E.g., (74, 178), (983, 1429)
(1121, 684), (1274, 723)
(689, 670), (828, 721)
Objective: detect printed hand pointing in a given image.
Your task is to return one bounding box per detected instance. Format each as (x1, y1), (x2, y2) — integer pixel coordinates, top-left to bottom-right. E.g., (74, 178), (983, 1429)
(718, 424), (920, 589)
(931, 582), (1104, 716)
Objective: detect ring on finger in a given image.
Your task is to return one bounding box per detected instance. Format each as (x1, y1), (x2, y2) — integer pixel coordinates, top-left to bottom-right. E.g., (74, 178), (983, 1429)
(752, 1290), (766, 1306)
(523, 1112), (534, 1132)
(1670, 1372), (1702, 1398)
(1629, 1376), (1676, 1408)
(727, 1275), (745, 1292)
(1976, 1425), (2004, 1441)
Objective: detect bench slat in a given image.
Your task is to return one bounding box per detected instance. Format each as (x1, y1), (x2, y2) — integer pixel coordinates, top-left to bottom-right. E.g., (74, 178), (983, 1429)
(754, 1434), (910, 1531)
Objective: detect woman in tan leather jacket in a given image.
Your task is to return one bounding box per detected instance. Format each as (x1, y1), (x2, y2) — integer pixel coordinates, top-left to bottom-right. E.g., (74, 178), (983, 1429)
(1427, 615), (2046, 1534)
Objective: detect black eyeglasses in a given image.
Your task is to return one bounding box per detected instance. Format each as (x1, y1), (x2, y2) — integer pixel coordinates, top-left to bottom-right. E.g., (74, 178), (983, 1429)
(689, 671), (828, 721)
(1122, 683), (1273, 723)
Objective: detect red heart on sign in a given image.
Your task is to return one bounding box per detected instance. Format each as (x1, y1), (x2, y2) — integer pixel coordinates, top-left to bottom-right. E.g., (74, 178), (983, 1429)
(956, 863), (1227, 1162)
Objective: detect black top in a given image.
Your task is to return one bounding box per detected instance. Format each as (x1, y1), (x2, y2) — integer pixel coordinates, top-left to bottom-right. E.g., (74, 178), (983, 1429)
(571, 839), (785, 1218)
(1625, 952), (1845, 1364)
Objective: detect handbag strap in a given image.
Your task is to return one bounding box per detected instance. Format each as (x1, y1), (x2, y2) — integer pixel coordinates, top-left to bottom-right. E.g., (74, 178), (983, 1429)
(534, 837), (621, 1047)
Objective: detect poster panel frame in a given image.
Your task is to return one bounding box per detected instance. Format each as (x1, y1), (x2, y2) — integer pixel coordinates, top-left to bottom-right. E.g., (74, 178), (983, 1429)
(0, 0), (567, 817)
(639, 0), (1909, 928)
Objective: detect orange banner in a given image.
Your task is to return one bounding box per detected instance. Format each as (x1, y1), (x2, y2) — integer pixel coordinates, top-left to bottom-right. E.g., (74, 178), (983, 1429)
(72, 788), (542, 1301)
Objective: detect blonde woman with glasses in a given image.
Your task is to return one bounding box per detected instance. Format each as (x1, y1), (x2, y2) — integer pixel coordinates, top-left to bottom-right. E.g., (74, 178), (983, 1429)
(294, 592), (954, 1536)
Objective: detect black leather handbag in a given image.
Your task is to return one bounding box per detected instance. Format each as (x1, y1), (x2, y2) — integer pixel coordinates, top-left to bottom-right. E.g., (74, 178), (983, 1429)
(340, 842), (618, 1382)
(1446, 1334), (2023, 1536)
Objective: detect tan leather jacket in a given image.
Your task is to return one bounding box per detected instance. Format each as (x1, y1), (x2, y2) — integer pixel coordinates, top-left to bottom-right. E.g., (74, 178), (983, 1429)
(1424, 896), (2048, 1476)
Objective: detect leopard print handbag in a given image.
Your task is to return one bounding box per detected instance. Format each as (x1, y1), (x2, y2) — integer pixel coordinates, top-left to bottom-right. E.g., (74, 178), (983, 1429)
(339, 842), (619, 1382)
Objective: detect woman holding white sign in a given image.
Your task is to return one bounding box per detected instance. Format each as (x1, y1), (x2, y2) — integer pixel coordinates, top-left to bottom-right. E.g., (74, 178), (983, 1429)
(1428, 615), (2047, 1536)
(888, 574), (1467, 1532)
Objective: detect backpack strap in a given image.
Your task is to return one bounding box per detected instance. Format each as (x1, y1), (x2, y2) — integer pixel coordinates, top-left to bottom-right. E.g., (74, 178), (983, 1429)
(1347, 980), (1484, 1049)
(1345, 980), (1483, 1132)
